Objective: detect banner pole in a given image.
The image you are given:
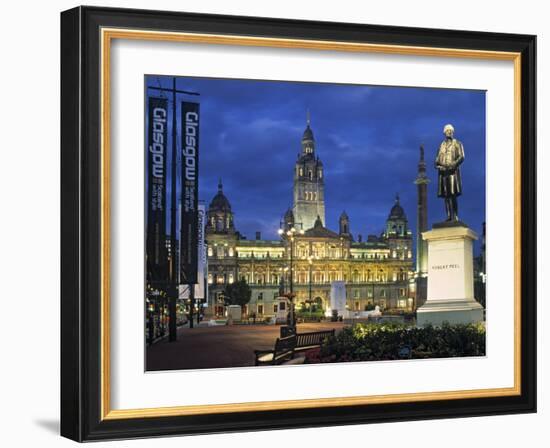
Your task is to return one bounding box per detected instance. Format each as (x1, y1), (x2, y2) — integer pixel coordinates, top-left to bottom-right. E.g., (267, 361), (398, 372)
(169, 77), (178, 342)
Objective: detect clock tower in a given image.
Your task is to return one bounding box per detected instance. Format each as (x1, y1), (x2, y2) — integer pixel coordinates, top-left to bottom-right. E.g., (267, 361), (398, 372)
(293, 112), (325, 231)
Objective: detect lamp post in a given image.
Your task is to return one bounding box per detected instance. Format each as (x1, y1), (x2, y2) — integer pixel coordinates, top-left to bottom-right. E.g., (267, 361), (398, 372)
(278, 226), (304, 331)
(308, 255), (315, 319)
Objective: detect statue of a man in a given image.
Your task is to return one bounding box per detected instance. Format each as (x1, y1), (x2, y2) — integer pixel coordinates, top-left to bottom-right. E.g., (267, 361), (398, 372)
(435, 124), (465, 221)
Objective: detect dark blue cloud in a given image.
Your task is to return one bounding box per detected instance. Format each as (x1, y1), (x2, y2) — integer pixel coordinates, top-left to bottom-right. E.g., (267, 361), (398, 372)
(146, 76), (486, 253)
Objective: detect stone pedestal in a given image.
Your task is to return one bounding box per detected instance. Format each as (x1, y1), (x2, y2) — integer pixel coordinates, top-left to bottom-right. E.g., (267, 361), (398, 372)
(416, 224), (484, 326)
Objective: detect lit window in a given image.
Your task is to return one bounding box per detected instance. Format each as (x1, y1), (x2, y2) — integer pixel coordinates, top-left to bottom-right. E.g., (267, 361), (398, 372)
(208, 274), (213, 284)
(228, 273), (234, 284)
(207, 247), (213, 257)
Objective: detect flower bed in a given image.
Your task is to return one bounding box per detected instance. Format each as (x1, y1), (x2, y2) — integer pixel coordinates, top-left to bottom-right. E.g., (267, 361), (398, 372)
(312, 322), (485, 363)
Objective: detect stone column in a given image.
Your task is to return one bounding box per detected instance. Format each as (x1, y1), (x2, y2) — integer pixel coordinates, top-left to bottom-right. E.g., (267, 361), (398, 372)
(414, 145), (429, 308)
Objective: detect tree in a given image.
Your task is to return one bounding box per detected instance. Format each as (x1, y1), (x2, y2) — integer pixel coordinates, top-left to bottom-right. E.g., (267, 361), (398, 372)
(223, 279), (252, 308)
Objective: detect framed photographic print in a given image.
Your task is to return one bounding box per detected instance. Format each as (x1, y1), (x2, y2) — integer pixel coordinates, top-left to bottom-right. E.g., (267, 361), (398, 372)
(60, 6), (537, 441)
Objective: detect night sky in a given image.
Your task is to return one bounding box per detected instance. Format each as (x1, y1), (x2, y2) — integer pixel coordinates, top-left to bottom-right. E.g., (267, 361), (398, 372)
(146, 75), (486, 254)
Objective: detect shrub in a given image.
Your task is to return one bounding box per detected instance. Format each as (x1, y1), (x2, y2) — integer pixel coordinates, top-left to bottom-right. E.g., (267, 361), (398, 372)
(318, 322), (485, 363)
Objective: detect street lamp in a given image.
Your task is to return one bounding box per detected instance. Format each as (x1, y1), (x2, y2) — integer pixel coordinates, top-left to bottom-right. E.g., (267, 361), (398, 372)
(307, 255), (315, 319)
(278, 225), (304, 331)
(278, 266), (288, 296)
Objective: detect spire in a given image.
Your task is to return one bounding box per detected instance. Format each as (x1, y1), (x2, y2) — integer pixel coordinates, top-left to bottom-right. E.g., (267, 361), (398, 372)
(218, 178), (223, 192)
(395, 193), (400, 204)
(301, 110), (315, 155)
(420, 144), (425, 161)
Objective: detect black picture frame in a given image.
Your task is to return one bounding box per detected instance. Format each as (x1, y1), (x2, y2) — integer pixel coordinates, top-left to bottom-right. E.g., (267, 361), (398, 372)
(61, 6), (536, 442)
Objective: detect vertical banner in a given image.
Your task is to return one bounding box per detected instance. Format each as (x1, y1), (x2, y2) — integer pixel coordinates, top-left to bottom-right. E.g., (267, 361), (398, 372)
(180, 101), (200, 284)
(179, 204), (207, 299)
(146, 96), (169, 284)
(196, 204), (207, 298)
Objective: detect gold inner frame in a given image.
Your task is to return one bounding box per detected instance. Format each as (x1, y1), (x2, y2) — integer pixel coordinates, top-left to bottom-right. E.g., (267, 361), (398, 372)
(100, 27), (522, 421)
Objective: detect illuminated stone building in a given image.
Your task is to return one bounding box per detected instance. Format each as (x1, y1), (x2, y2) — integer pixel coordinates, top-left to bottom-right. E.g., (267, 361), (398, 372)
(204, 118), (415, 318)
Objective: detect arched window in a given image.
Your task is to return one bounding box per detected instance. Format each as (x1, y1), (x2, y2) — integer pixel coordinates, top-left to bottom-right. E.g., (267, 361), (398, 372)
(309, 170), (313, 180)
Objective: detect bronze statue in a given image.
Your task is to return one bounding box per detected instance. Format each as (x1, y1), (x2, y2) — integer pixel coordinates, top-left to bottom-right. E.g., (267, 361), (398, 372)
(435, 124), (464, 221)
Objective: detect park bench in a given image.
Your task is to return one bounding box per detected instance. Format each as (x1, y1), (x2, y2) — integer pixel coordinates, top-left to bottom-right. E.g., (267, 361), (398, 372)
(295, 329), (335, 353)
(254, 329), (335, 366)
(254, 334), (297, 366)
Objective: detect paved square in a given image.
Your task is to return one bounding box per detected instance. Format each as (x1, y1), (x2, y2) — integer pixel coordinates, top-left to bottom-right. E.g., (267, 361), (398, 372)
(146, 322), (345, 371)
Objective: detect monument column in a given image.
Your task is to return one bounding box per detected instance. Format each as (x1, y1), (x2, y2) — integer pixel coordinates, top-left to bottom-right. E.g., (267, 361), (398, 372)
(414, 145), (429, 308)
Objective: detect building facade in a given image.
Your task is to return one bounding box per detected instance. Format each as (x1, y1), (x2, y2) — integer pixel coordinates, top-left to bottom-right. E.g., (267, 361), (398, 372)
(204, 118), (415, 319)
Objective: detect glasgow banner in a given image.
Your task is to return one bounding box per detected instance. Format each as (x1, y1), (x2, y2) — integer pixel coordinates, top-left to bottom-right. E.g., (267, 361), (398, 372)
(146, 96), (169, 284)
(179, 204), (207, 299)
(180, 101), (200, 284)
